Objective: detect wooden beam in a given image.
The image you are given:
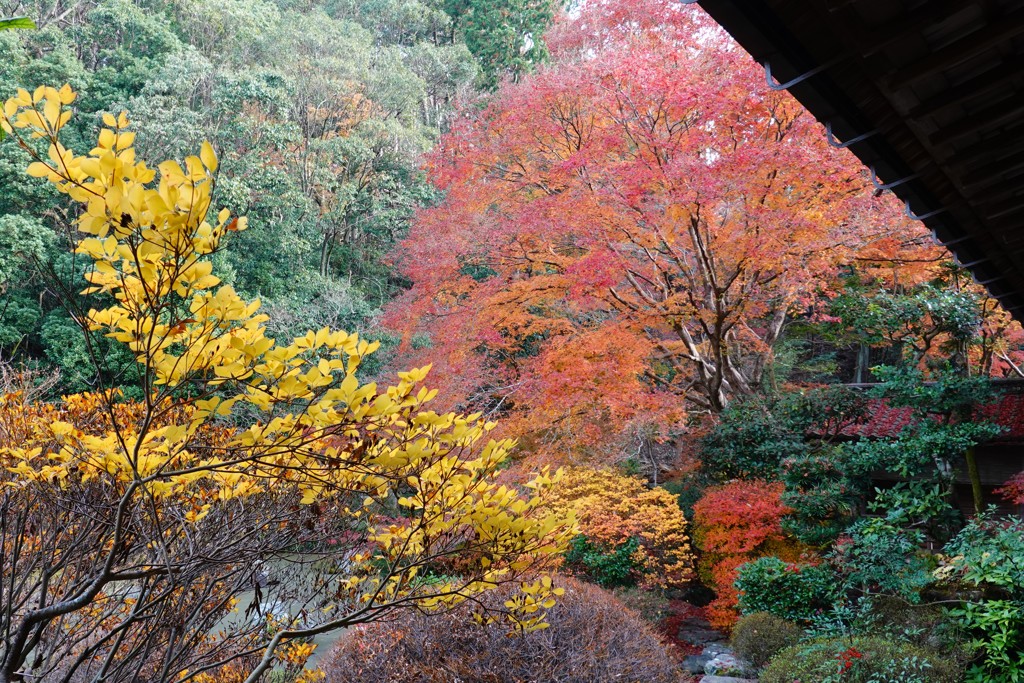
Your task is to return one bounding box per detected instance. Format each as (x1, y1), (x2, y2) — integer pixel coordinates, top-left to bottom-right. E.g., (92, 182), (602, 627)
(930, 96), (1024, 147)
(961, 150), (1024, 188)
(888, 8), (1024, 89)
(909, 56), (1024, 119)
(944, 125), (1024, 169)
(844, 0), (976, 58)
(987, 212), (1024, 238)
(982, 193), (1024, 220)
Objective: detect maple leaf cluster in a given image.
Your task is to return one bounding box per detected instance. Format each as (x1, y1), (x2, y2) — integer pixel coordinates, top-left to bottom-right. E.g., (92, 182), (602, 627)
(691, 480), (804, 630)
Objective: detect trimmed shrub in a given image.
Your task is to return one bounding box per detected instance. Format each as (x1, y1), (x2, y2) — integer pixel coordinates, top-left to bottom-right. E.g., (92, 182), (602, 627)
(730, 612), (804, 669)
(867, 596), (969, 654)
(735, 556), (838, 625)
(320, 576), (690, 683)
(760, 636), (963, 683)
(546, 467), (694, 589)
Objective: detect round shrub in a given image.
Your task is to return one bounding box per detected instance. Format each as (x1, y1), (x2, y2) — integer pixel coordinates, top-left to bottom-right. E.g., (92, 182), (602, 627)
(730, 612), (804, 669)
(734, 556), (838, 625)
(760, 636), (963, 683)
(867, 595), (969, 654)
(544, 467), (694, 589)
(320, 575), (688, 683)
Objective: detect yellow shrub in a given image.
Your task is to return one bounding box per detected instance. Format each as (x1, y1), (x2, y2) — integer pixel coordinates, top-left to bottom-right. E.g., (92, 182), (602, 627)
(545, 467), (694, 588)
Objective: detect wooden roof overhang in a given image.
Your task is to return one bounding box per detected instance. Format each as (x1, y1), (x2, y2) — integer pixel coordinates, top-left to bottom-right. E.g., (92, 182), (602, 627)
(697, 0), (1024, 318)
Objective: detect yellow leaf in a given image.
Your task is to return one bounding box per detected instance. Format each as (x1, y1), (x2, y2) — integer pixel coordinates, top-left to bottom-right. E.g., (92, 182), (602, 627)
(58, 84), (75, 105)
(200, 141), (218, 172)
(43, 98), (60, 128)
(26, 162), (52, 178)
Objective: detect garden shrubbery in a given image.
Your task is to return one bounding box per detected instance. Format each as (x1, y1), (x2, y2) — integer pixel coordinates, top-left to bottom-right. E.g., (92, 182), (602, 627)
(545, 467), (694, 589)
(729, 612), (804, 668)
(734, 557), (838, 626)
(759, 636), (963, 683)
(320, 576), (690, 683)
(939, 514), (1024, 682)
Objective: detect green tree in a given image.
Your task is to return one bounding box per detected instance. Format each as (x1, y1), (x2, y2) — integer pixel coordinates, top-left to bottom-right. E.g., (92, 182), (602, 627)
(434, 0), (554, 88)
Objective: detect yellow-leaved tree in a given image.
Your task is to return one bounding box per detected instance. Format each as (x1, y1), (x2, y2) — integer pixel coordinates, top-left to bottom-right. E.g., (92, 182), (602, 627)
(0, 86), (573, 683)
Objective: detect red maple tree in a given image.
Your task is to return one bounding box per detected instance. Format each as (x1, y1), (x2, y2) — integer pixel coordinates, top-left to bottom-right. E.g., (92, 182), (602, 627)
(383, 0), (936, 462)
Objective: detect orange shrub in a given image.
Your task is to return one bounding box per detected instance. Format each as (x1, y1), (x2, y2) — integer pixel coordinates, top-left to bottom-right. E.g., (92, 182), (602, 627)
(544, 466), (694, 588)
(692, 480), (804, 629)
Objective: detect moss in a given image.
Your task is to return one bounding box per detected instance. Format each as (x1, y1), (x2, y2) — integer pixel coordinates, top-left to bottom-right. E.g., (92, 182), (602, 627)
(760, 635), (964, 683)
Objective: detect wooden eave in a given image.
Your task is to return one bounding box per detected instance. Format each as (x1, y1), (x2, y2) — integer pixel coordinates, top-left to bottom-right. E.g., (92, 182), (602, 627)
(698, 0), (1024, 319)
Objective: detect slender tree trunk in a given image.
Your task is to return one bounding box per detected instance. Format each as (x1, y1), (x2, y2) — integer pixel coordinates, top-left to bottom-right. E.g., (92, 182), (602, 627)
(854, 343), (870, 384)
(965, 446), (984, 515)
(320, 235), (331, 278)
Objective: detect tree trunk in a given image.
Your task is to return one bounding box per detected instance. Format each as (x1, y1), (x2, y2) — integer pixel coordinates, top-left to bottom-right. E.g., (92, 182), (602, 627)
(965, 446), (984, 515)
(854, 343), (870, 384)
(319, 235), (332, 278)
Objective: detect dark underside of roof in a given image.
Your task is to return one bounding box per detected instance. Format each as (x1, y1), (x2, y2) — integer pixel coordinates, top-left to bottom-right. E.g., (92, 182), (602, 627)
(698, 0), (1024, 318)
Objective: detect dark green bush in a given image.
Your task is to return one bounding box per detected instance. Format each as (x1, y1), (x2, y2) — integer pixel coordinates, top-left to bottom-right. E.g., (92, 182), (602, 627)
(760, 636), (964, 683)
(735, 556), (839, 625)
(943, 514), (1024, 682)
(699, 396), (804, 481)
(564, 534), (642, 588)
(780, 445), (873, 545)
(700, 387), (865, 482)
(730, 611), (804, 668)
(661, 470), (712, 520)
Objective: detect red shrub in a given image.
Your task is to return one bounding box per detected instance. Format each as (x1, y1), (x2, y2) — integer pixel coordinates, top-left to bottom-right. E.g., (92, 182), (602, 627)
(997, 471), (1024, 505)
(692, 480), (803, 629)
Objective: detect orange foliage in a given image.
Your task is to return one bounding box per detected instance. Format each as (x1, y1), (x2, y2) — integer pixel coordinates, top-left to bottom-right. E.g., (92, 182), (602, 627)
(383, 0), (935, 463)
(0, 389), (233, 516)
(692, 480), (803, 630)
(545, 467), (694, 588)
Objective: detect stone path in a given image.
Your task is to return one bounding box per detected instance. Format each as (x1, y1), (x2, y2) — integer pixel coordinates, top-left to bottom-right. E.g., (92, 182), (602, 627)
(674, 612), (756, 682)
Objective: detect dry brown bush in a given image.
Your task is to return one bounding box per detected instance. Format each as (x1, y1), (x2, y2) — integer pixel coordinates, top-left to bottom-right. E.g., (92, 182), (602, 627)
(320, 575), (691, 683)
